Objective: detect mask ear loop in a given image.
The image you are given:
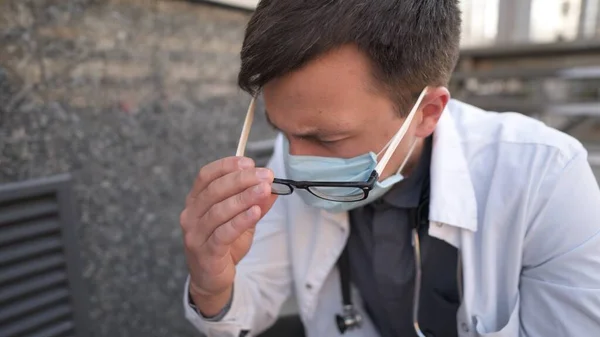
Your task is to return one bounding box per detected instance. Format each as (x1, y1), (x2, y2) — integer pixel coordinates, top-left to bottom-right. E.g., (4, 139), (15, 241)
(376, 129), (418, 176)
(374, 88), (428, 176)
(396, 139), (418, 175)
(375, 137), (395, 158)
(236, 97), (257, 157)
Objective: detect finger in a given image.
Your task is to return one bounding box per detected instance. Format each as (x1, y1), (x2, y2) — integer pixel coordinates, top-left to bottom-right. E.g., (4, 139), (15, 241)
(256, 194), (279, 218)
(204, 205), (261, 257)
(199, 182), (271, 243)
(196, 167), (274, 216)
(187, 156), (255, 204)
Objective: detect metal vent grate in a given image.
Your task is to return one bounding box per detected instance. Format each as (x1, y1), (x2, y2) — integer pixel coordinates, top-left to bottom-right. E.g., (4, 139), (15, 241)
(0, 174), (87, 337)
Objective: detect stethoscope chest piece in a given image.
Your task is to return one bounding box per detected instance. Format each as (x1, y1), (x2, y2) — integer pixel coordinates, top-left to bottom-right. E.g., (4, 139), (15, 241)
(336, 304), (363, 334)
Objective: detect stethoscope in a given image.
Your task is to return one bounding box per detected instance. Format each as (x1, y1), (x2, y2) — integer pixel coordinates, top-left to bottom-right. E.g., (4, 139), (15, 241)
(335, 183), (463, 336)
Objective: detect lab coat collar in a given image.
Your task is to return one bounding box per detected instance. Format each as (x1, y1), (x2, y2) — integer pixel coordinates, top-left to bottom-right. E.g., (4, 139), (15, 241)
(428, 105), (478, 232)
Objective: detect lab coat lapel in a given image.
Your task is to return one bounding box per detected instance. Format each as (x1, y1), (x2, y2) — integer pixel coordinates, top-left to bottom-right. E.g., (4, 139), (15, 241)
(428, 107), (478, 233)
(302, 208), (349, 320)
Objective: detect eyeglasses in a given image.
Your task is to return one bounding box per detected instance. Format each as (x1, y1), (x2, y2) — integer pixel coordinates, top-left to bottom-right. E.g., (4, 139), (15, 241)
(235, 89), (428, 202)
(269, 171), (379, 202)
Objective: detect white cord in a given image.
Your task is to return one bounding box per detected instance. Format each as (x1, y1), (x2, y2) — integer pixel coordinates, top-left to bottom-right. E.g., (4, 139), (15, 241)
(375, 88), (428, 176)
(395, 139), (418, 175)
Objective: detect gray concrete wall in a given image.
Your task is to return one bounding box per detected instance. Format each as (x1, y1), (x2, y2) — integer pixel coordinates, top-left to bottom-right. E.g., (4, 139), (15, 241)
(0, 1), (276, 336)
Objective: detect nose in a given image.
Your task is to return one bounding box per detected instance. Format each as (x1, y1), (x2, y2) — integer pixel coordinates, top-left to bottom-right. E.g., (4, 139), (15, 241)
(287, 139), (299, 155)
(287, 139), (317, 156)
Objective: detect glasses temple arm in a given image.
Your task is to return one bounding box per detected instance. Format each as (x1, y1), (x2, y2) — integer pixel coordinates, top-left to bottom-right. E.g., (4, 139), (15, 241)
(236, 97), (257, 157)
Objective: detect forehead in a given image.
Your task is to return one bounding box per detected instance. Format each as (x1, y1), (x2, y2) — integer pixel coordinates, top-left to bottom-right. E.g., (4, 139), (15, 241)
(262, 45), (392, 129)
(264, 45), (378, 104)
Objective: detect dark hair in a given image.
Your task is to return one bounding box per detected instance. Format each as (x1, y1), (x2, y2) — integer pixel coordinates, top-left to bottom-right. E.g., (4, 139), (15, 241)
(238, 0), (461, 115)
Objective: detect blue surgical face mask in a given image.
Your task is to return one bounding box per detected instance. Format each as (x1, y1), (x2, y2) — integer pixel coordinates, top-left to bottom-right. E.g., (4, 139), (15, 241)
(282, 88), (427, 213)
(283, 137), (417, 212)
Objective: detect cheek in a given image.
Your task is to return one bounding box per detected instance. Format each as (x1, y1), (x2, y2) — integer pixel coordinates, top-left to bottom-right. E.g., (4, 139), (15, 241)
(370, 118), (403, 143)
(329, 120), (400, 157)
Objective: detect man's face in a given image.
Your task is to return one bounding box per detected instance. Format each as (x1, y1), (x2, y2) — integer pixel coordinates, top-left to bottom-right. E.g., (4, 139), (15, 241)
(263, 44), (440, 179)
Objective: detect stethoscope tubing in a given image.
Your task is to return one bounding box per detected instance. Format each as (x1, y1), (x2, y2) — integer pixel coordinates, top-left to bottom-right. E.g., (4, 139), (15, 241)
(412, 228), (427, 337)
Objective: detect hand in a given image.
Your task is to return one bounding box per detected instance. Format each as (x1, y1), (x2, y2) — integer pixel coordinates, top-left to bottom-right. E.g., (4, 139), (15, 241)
(180, 156), (278, 316)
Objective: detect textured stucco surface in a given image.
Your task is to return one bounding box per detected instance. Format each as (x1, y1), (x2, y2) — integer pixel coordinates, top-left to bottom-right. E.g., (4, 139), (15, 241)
(0, 1), (276, 336)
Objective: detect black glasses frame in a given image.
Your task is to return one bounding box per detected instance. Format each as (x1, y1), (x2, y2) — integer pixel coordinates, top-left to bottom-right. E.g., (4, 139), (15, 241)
(271, 171), (380, 202)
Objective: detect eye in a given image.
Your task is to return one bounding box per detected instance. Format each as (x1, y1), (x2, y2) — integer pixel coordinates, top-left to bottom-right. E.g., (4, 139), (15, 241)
(317, 138), (347, 151)
(292, 134), (345, 148)
(294, 135), (333, 145)
(318, 138), (339, 145)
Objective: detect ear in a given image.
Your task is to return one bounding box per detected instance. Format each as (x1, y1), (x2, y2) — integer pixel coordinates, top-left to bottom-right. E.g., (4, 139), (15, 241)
(415, 86), (450, 138)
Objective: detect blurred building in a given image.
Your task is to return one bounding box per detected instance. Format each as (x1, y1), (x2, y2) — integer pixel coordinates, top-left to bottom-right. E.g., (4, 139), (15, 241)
(454, 0), (600, 177)
(461, 0), (600, 45)
(204, 0), (600, 46)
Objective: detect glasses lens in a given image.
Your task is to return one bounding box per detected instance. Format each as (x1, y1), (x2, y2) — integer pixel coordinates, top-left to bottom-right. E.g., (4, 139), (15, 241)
(271, 182), (293, 195)
(307, 186), (365, 202)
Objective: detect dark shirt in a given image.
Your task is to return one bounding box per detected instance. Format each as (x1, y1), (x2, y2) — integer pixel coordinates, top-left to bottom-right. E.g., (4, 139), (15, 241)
(347, 137), (460, 337)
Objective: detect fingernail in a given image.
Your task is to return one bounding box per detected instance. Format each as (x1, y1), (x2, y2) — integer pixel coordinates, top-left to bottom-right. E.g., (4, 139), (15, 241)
(256, 168), (272, 181)
(253, 184), (266, 195)
(238, 158), (254, 169)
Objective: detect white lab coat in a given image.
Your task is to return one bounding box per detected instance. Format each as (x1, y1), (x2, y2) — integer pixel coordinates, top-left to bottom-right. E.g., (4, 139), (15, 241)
(184, 100), (600, 337)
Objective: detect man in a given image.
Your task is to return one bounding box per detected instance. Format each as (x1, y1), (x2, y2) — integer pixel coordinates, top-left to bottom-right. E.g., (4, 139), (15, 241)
(179, 0), (600, 336)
